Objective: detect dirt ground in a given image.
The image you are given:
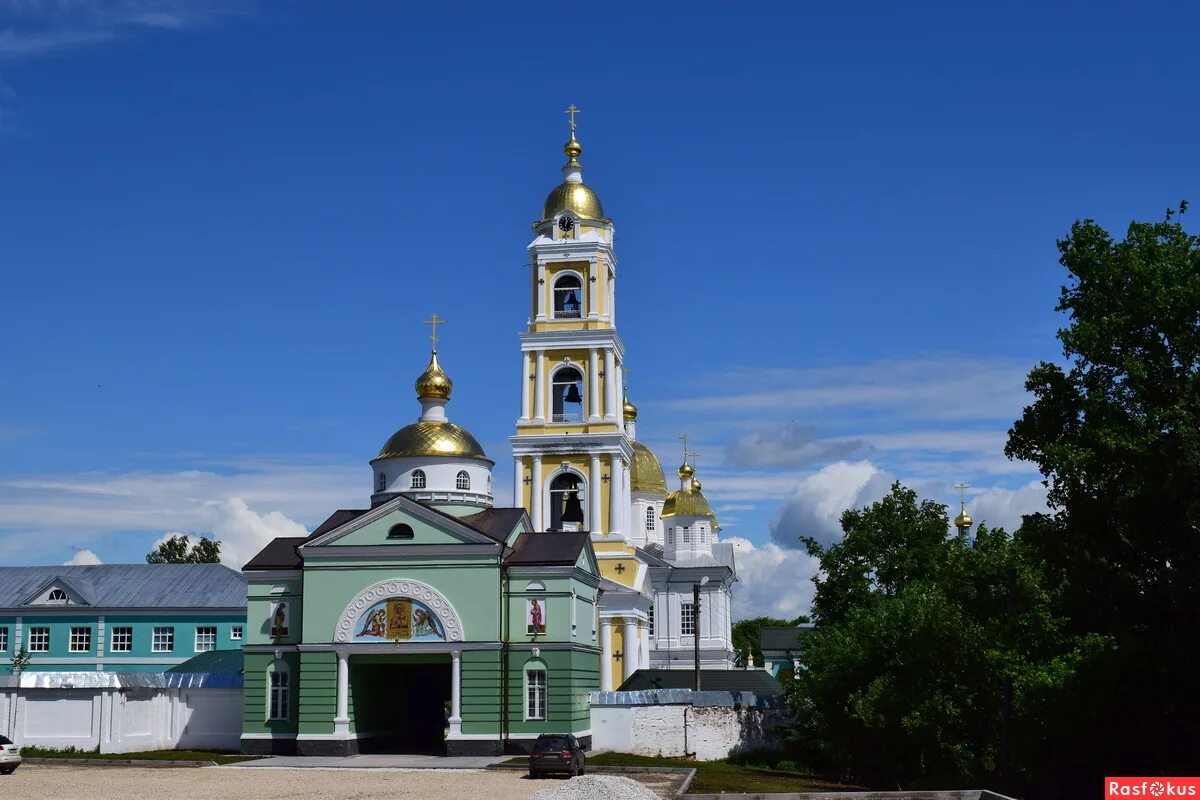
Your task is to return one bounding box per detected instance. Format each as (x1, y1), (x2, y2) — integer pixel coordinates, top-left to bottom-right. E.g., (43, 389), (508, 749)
(2, 765), (683, 800)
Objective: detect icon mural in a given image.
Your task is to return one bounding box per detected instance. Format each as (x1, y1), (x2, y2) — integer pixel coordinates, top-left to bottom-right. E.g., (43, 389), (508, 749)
(526, 598), (546, 635)
(353, 596), (446, 642)
(269, 601), (289, 638)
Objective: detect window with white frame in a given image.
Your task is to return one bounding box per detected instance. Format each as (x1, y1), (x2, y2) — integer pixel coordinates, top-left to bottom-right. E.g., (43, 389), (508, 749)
(411, 469), (426, 489)
(681, 525), (691, 544)
(645, 506), (656, 531)
(111, 627), (132, 652)
(648, 605), (654, 635)
(0, 626), (8, 651)
(195, 626), (217, 652)
(526, 667), (547, 720)
(69, 627), (91, 653)
(456, 470), (470, 490)
(681, 603), (696, 636)
(29, 627), (49, 652)
(551, 366), (584, 423)
(231, 626), (243, 641)
(376, 472), (387, 492)
(269, 669), (289, 720)
(47, 588), (68, 602)
(152, 626), (174, 652)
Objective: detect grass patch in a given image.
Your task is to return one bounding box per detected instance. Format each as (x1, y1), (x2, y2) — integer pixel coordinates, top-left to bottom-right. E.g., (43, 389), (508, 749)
(501, 751), (857, 794)
(20, 746), (257, 765)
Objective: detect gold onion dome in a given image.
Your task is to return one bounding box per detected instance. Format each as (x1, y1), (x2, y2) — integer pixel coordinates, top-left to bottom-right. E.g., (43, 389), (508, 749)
(542, 135), (607, 221)
(415, 350), (453, 400)
(374, 422), (490, 463)
(662, 485), (713, 518)
(630, 441), (667, 494)
(678, 461), (695, 480)
(955, 508), (973, 529)
(623, 396), (639, 421)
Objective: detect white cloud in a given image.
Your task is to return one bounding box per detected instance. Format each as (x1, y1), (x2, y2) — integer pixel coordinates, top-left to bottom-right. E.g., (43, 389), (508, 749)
(769, 460), (897, 549)
(63, 549), (102, 565)
(726, 536), (821, 620)
(726, 423), (866, 468)
(147, 499), (308, 569)
(969, 479), (1049, 533)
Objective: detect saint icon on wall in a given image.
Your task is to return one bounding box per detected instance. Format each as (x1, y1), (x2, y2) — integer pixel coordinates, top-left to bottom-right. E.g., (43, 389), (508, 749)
(352, 596), (447, 642)
(270, 601), (289, 638)
(526, 598), (546, 635)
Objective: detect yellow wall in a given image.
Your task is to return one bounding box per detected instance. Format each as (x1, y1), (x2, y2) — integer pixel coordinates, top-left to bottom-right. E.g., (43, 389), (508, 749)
(610, 617), (625, 687)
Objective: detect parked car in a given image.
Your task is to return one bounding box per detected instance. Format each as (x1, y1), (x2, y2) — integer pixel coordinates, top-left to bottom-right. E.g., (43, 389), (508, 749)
(528, 733), (586, 778)
(0, 735), (20, 775)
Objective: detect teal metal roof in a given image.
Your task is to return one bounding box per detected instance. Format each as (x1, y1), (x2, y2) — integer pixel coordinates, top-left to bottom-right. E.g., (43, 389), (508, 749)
(0, 564), (245, 610)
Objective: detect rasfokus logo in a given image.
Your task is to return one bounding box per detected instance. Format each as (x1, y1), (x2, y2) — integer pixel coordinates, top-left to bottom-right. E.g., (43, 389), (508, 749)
(1107, 778), (1200, 797)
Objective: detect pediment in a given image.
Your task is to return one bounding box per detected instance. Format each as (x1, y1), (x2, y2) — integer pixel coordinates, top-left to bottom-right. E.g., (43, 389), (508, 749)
(23, 575), (93, 606)
(303, 495), (499, 549)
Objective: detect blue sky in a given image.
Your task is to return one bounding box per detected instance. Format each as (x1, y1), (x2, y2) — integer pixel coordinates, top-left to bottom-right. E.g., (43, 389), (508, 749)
(1, 2), (1196, 618)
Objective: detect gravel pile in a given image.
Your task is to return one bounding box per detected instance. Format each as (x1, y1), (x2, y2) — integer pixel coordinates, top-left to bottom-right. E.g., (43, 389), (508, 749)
(531, 774), (660, 800)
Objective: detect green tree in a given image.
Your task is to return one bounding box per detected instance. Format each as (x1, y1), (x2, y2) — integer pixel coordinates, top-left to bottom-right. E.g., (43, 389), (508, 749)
(145, 534), (222, 564)
(1005, 205), (1200, 789)
(790, 484), (1090, 793)
(732, 615), (809, 667)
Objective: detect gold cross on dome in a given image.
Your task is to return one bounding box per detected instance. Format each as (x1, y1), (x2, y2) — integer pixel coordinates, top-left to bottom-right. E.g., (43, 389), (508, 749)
(565, 104), (581, 134)
(678, 433), (690, 461)
(422, 313), (446, 349)
(954, 482), (970, 505)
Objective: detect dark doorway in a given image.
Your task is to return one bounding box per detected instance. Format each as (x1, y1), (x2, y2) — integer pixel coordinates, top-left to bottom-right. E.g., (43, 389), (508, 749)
(351, 658), (451, 754)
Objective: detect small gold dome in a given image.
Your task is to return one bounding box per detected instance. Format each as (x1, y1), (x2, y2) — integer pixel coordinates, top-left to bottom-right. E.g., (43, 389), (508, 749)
(678, 462), (694, 480)
(630, 441), (667, 494)
(564, 134), (582, 161)
(662, 485), (713, 518)
(373, 421), (490, 463)
(543, 181), (605, 222)
(623, 396), (638, 421)
(415, 350), (453, 400)
(955, 510), (973, 529)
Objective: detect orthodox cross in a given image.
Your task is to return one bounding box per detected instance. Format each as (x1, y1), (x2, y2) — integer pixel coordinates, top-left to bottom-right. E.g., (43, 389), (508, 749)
(565, 104), (581, 134)
(523, 475), (532, 486)
(954, 482), (970, 506)
(422, 313), (446, 349)
(612, 650), (622, 662)
(678, 433), (690, 462)
(614, 563), (626, 574)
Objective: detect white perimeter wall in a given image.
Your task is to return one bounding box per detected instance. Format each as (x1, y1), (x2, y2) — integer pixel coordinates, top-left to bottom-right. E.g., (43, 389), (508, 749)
(590, 704), (790, 760)
(0, 687), (241, 753)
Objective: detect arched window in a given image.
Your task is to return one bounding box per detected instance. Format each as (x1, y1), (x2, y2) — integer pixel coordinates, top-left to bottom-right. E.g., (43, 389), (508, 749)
(551, 366), (584, 423)
(549, 472), (585, 531)
(456, 470), (470, 490)
(387, 524), (414, 540)
(48, 589), (67, 601)
(525, 580), (546, 592)
(411, 469), (426, 489)
(645, 506), (656, 532)
(376, 472), (387, 492)
(552, 274), (582, 319)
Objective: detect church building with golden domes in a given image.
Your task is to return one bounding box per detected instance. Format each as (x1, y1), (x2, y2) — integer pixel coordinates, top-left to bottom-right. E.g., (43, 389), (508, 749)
(239, 110), (735, 757)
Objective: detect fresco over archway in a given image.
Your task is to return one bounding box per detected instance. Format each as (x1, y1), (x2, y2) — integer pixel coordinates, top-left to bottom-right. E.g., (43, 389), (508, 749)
(353, 597), (446, 642)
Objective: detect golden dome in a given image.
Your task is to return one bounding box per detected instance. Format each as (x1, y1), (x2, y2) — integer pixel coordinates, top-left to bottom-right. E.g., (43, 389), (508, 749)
(630, 441), (667, 494)
(623, 396), (638, 421)
(543, 181), (605, 221)
(954, 509), (973, 529)
(708, 510), (721, 530)
(415, 350), (452, 400)
(563, 134), (582, 161)
(662, 486), (713, 518)
(692, 477), (703, 492)
(373, 421), (490, 463)
(678, 462), (694, 480)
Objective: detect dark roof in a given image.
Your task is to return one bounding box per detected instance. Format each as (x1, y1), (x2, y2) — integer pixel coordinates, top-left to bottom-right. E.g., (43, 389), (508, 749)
(167, 649), (244, 674)
(308, 509), (369, 539)
(0, 564), (245, 610)
(243, 537), (307, 571)
(618, 669), (784, 695)
(504, 532), (591, 566)
(760, 625), (814, 651)
(459, 507), (527, 543)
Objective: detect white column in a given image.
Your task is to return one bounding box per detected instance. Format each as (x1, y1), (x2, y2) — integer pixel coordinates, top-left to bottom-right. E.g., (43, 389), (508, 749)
(520, 351), (531, 421)
(513, 457), (523, 513)
(534, 349), (545, 422)
(600, 618), (613, 691)
(536, 262), (547, 321)
(623, 619), (638, 682)
(608, 454), (622, 538)
(588, 348), (601, 421)
(609, 274), (616, 325)
(587, 261), (599, 319)
(620, 458), (632, 541)
(603, 348), (617, 420)
(640, 620), (651, 668)
(531, 456), (544, 531)
(449, 649), (462, 735)
(589, 454), (602, 533)
(334, 650), (349, 734)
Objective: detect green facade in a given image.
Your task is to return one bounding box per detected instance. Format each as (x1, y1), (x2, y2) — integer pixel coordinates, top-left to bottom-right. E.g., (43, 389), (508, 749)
(241, 494), (601, 756)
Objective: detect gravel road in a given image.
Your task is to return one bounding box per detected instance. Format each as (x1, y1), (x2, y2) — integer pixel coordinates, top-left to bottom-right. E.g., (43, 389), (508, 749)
(2, 765), (681, 800)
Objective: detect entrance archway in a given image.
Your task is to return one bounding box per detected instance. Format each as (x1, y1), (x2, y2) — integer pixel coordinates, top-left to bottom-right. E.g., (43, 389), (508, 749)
(349, 654), (451, 754)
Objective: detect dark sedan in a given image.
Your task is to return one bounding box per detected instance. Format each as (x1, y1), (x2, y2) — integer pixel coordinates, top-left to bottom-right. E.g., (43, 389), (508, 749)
(528, 733), (586, 778)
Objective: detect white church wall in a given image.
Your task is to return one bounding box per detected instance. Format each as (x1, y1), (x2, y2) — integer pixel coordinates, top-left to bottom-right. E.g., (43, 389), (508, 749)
(0, 686), (242, 753)
(590, 701), (790, 760)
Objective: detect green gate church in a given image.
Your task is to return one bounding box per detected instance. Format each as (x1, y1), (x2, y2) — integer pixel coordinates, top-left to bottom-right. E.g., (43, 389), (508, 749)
(240, 345), (601, 756)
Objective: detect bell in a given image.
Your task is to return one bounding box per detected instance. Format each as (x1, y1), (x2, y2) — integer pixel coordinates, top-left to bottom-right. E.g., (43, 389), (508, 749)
(564, 292), (580, 311)
(563, 383), (583, 404)
(562, 490), (585, 523)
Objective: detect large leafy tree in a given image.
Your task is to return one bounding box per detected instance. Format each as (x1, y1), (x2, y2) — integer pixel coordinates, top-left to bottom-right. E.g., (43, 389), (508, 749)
(732, 615), (809, 667)
(791, 484), (1089, 793)
(1005, 206), (1200, 784)
(146, 534), (222, 564)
